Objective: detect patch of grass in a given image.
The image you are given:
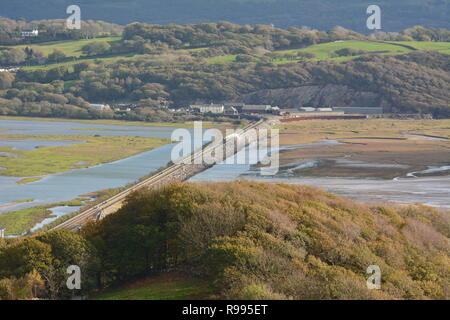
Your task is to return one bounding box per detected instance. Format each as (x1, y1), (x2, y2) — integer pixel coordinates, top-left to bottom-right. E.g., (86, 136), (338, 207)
(391, 41), (450, 53)
(0, 134), (170, 177)
(204, 40), (423, 65)
(274, 40), (413, 64)
(5, 37), (121, 57)
(0, 206), (51, 236)
(14, 199), (35, 203)
(22, 53), (139, 71)
(206, 55), (237, 63)
(0, 199), (87, 236)
(16, 177), (43, 185)
(59, 198), (87, 207)
(92, 273), (215, 300)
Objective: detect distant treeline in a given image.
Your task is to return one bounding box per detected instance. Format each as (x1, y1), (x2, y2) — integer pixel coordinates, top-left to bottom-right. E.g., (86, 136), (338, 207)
(1, 50), (449, 118)
(0, 17), (122, 45)
(1, 181), (449, 300)
(0, 0), (449, 32)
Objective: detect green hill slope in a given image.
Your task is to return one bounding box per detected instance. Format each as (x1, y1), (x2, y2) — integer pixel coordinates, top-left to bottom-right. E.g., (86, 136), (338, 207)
(92, 273), (215, 300)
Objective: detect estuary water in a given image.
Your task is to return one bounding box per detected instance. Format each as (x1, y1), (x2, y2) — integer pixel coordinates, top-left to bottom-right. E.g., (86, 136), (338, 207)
(2, 117), (449, 236)
(0, 118), (200, 214)
(190, 143), (450, 208)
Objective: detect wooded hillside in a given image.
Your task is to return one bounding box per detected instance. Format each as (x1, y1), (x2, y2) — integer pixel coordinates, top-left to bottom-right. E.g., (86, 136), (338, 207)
(1, 181), (449, 300)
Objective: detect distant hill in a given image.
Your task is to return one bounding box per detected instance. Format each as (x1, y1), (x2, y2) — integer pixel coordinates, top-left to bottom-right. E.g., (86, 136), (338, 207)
(2, 0), (450, 32)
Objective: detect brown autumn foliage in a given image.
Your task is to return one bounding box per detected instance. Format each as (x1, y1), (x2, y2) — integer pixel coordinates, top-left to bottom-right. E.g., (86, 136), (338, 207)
(84, 181), (449, 300)
(1, 181), (448, 300)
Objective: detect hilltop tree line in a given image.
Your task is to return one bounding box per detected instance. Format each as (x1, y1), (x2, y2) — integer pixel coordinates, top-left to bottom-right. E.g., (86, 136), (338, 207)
(0, 0), (449, 33)
(1, 19), (449, 67)
(0, 17), (122, 45)
(0, 181), (449, 300)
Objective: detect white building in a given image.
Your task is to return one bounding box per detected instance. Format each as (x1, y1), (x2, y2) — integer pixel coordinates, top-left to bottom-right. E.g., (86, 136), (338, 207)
(0, 227), (5, 238)
(90, 104), (112, 112)
(21, 29), (39, 37)
(191, 104), (225, 114)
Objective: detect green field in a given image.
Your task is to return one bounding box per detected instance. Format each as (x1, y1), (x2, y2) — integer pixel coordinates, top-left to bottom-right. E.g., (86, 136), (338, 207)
(8, 37), (121, 57)
(0, 199), (86, 236)
(206, 54), (237, 63)
(0, 134), (169, 177)
(391, 41), (450, 54)
(92, 273), (215, 300)
(205, 40), (450, 65)
(23, 53), (139, 71)
(275, 40), (414, 63)
(17, 39), (450, 70)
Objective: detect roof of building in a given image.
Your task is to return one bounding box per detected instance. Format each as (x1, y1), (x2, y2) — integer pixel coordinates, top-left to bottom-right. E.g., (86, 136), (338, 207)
(242, 105), (272, 110)
(333, 107), (384, 114)
(191, 104), (224, 108)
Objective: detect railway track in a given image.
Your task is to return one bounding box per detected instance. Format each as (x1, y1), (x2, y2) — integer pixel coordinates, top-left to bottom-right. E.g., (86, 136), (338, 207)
(51, 120), (265, 231)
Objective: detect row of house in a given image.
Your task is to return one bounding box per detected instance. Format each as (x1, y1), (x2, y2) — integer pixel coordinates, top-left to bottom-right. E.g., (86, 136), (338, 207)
(190, 103), (280, 115)
(0, 67), (20, 72)
(89, 101), (384, 116)
(281, 107), (384, 117)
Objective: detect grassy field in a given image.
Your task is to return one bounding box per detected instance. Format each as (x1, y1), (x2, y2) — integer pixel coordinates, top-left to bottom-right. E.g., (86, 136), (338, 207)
(18, 39), (450, 70)
(6, 37), (121, 57)
(92, 273), (215, 300)
(16, 177), (43, 184)
(392, 41), (450, 54)
(0, 199), (86, 236)
(0, 134), (169, 177)
(274, 40), (414, 63)
(206, 54), (237, 63)
(23, 53), (139, 71)
(206, 40), (450, 65)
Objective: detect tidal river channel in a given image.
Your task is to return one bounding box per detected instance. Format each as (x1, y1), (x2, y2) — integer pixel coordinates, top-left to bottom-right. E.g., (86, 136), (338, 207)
(1, 118), (450, 236)
(0, 118), (202, 216)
